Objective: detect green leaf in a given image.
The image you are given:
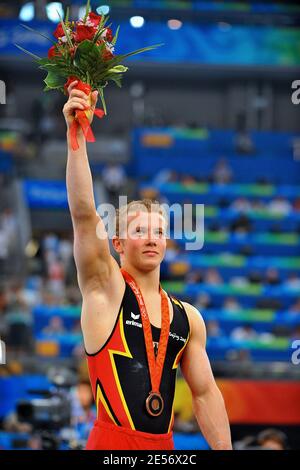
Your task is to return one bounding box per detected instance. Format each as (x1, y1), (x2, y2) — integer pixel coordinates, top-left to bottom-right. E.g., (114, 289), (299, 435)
(92, 15), (110, 44)
(102, 15), (110, 29)
(37, 58), (53, 66)
(74, 40), (101, 73)
(114, 43), (164, 62)
(14, 44), (41, 60)
(98, 87), (107, 115)
(107, 65), (128, 73)
(65, 6), (70, 24)
(56, 9), (73, 48)
(112, 25), (120, 46)
(21, 24), (56, 44)
(44, 71), (66, 89)
(83, 0), (91, 23)
(109, 76), (123, 88)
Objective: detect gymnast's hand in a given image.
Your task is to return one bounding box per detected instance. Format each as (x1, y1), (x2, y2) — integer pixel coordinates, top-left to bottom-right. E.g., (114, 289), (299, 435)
(63, 80), (98, 129)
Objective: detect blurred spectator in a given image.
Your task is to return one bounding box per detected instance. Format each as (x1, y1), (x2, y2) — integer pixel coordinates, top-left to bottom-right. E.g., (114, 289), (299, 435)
(284, 273), (300, 290)
(293, 197), (300, 212)
(268, 197), (292, 216)
(58, 237), (73, 276)
(102, 163), (127, 207)
(6, 299), (33, 354)
(186, 270), (204, 285)
(223, 297), (241, 312)
(234, 131), (255, 155)
(153, 169), (178, 185)
(206, 320), (223, 338)
(290, 324), (300, 341)
(257, 428), (288, 450)
(0, 228), (9, 273)
(265, 268), (280, 286)
(164, 239), (181, 262)
(27, 433), (43, 450)
(41, 288), (61, 306)
(230, 197), (251, 213)
(230, 214), (252, 234)
(234, 428), (287, 450)
(43, 232), (59, 254)
(231, 323), (257, 341)
(204, 268), (223, 285)
(1, 208), (17, 248)
(72, 320), (81, 334)
(42, 316), (66, 335)
(212, 158), (233, 184)
(272, 325), (290, 338)
(181, 174), (197, 186)
(234, 113), (255, 155)
(169, 261), (189, 280)
(251, 200), (266, 211)
(65, 286), (81, 306)
(70, 378), (96, 442)
(225, 348), (252, 364)
(195, 293), (213, 310)
(289, 298), (300, 315)
(230, 275), (248, 288)
(256, 297), (282, 310)
(248, 270), (263, 285)
(47, 257), (65, 297)
(2, 411), (33, 434)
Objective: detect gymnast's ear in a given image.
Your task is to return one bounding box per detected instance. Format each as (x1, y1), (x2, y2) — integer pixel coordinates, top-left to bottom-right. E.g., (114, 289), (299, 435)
(112, 235), (124, 255)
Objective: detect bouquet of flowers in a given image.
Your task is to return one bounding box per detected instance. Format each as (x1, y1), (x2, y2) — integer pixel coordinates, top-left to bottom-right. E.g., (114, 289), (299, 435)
(16, 0), (161, 150)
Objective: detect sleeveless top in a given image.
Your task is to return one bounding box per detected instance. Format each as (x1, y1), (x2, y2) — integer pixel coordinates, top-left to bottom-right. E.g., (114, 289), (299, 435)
(86, 281), (190, 434)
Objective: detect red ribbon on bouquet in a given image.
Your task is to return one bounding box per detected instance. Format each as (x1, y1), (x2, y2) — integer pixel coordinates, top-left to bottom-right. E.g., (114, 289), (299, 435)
(65, 76), (105, 151)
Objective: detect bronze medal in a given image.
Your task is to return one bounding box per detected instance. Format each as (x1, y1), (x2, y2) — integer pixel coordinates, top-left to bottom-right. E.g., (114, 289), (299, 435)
(145, 391), (164, 417)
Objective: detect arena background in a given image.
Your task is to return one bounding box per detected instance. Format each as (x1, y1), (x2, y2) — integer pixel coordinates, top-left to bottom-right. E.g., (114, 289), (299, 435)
(0, 0), (300, 451)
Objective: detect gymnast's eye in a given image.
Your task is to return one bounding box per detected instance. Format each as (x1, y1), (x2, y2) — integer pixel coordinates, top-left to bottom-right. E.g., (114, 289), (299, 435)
(135, 226), (147, 234)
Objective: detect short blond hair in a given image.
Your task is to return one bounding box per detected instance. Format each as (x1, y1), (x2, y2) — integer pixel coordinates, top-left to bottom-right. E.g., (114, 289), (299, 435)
(115, 198), (167, 237)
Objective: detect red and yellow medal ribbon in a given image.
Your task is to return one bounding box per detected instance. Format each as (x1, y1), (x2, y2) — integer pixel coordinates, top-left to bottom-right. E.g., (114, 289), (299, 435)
(121, 269), (170, 395)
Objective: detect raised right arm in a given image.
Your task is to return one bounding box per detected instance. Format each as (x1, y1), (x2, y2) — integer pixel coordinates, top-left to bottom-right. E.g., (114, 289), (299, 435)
(63, 81), (123, 296)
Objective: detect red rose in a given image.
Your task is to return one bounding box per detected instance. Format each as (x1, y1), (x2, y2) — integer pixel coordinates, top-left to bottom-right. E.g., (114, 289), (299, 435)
(74, 24), (96, 42)
(48, 45), (61, 59)
(88, 12), (102, 26)
(102, 48), (114, 61)
(105, 28), (113, 43)
(53, 23), (64, 39)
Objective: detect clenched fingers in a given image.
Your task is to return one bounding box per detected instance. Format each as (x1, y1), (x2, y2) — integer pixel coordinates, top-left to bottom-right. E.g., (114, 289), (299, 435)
(67, 80), (78, 96)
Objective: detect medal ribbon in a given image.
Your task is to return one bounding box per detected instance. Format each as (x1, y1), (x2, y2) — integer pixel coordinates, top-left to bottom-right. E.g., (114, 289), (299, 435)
(121, 269), (170, 394)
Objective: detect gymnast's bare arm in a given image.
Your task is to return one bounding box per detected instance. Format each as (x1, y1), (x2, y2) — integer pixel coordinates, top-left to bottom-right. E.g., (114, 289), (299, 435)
(63, 80), (125, 354)
(181, 303), (232, 450)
